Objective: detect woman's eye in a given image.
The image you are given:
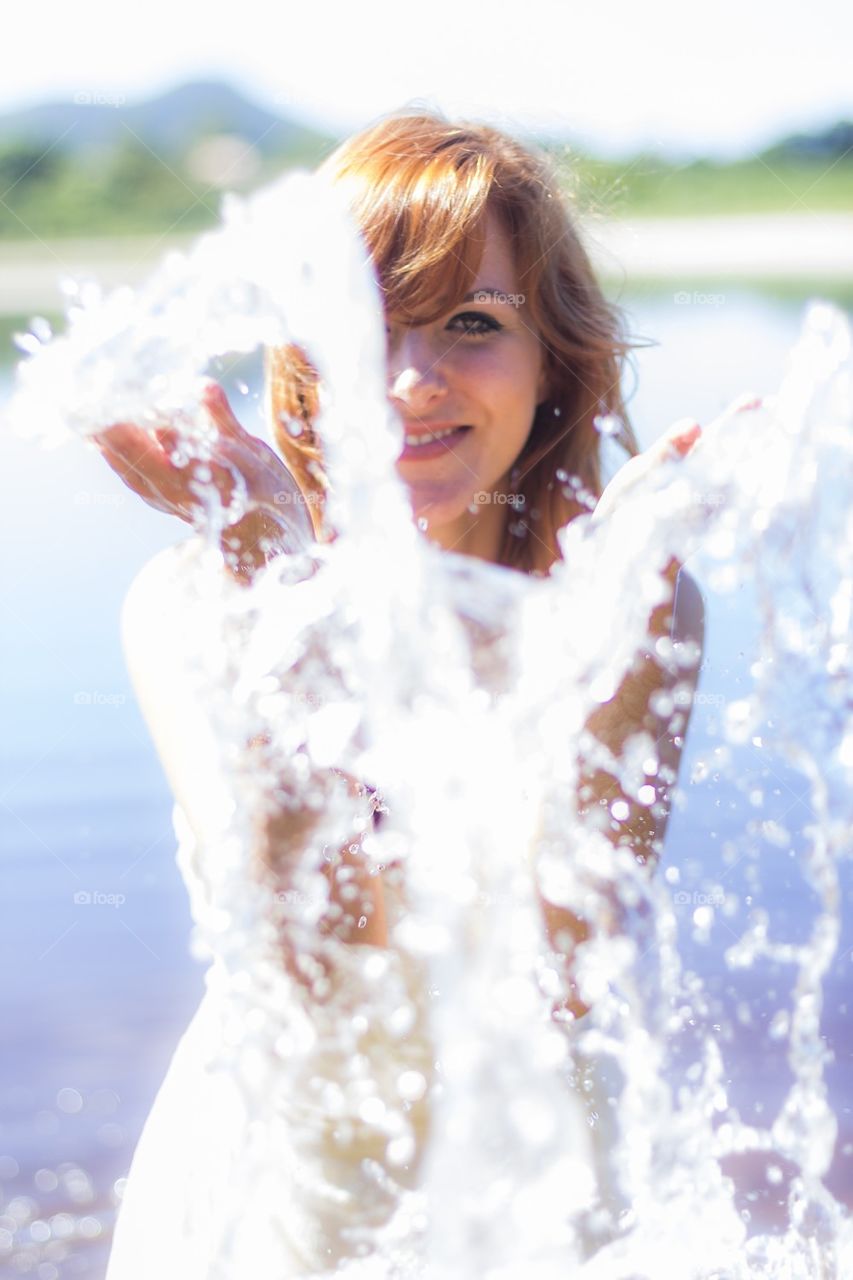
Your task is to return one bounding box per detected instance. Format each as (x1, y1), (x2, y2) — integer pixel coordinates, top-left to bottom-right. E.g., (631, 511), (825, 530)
(448, 311), (502, 337)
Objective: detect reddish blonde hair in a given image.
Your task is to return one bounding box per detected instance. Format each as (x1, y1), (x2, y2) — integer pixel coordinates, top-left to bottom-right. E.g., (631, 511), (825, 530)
(267, 111), (639, 574)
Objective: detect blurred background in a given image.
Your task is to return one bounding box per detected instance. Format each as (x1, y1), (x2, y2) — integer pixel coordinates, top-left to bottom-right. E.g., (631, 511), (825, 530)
(1, 1), (852, 1274)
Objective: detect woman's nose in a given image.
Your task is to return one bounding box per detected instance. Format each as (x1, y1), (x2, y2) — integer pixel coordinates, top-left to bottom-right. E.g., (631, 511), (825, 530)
(387, 327), (448, 413)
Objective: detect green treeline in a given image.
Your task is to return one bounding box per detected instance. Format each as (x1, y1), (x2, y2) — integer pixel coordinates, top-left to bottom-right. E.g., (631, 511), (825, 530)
(1, 129), (851, 241)
(555, 149), (853, 218)
(0, 137), (304, 239)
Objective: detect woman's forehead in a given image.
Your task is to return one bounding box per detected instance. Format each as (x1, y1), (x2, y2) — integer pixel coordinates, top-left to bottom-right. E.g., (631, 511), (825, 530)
(472, 215), (521, 291)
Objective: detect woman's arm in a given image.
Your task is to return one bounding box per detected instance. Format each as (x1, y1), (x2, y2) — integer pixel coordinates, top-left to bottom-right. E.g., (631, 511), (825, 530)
(540, 560), (705, 1020)
(578, 559), (704, 863)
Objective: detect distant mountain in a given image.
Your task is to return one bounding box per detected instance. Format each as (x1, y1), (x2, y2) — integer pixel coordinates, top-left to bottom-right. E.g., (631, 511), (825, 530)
(0, 79), (334, 158)
(765, 119), (853, 163)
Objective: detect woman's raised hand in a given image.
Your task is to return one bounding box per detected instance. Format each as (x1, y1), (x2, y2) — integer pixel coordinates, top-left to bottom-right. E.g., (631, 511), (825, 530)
(593, 395), (763, 526)
(591, 417), (703, 527)
(92, 381), (315, 579)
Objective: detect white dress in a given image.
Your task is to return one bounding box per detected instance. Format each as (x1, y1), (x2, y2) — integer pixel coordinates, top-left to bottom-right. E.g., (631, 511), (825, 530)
(105, 540), (696, 1278)
(106, 547), (438, 1279)
(106, 808), (433, 1280)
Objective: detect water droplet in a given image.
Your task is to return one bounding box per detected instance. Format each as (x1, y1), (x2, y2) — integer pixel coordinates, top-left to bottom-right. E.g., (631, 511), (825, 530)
(30, 316), (53, 342)
(397, 1070), (427, 1102)
(358, 1096), (385, 1125)
(593, 412), (622, 437)
(57, 1088), (83, 1114)
(769, 1009), (790, 1041)
(693, 905), (714, 931)
(387, 1133), (415, 1166)
(30, 1218), (51, 1243)
(13, 331), (42, 355)
(691, 759), (709, 783)
(650, 691), (674, 718)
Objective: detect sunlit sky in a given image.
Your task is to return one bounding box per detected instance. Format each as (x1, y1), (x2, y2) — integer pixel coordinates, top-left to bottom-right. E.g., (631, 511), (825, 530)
(3, 0), (852, 157)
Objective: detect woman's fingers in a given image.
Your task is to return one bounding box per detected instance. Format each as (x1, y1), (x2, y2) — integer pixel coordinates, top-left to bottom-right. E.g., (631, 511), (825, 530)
(92, 385), (309, 547)
(658, 418), (702, 461)
(728, 393), (763, 415)
(201, 381), (308, 515)
(92, 425), (164, 494)
(201, 380), (248, 439)
(593, 418), (703, 524)
(152, 425), (179, 453)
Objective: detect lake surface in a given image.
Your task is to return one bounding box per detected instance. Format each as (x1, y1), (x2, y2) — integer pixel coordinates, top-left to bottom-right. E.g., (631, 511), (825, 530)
(1, 283), (851, 1275)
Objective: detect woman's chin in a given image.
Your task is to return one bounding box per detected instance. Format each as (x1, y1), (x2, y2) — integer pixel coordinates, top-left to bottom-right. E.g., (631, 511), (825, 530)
(409, 501), (478, 538)
(400, 479), (480, 533)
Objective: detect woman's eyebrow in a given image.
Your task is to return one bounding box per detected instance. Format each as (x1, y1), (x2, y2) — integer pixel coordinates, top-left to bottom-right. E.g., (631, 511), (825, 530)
(461, 286), (510, 302)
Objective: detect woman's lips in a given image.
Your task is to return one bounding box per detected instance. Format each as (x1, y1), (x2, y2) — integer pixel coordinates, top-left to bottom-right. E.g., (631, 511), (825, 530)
(398, 424), (471, 462)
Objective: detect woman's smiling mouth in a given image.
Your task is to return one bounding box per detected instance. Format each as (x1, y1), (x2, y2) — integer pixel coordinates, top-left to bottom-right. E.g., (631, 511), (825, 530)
(399, 423), (472, 460)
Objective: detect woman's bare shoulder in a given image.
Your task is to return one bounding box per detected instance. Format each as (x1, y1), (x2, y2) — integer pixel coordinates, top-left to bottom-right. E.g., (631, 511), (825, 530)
(122, 543), (200, 635)
(121, 541), (231, 672)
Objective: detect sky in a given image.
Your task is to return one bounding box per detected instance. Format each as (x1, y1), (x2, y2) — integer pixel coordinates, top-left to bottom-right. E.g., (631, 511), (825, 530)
(3, 0), (852, 158)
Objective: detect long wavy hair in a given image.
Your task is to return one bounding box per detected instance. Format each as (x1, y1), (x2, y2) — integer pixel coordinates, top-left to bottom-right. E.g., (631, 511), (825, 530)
(266, 110), (640, 574)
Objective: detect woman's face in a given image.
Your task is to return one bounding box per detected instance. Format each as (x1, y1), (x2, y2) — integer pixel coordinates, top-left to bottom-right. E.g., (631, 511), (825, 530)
(386, 213), (547, 537)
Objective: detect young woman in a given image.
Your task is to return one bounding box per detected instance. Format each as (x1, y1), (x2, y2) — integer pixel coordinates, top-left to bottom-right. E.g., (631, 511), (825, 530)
(97, 111), (704, 1276)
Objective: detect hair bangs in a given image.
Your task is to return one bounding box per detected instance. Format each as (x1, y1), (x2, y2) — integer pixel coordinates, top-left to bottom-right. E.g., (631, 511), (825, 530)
(328, 133), (495, 323)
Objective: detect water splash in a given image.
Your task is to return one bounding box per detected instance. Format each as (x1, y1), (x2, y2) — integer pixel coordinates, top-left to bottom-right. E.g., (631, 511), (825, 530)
(6, 171), (853, 1277)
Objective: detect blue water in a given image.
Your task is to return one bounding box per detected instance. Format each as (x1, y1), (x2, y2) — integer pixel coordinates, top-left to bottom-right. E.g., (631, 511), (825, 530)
(2, 286), (852, 1273)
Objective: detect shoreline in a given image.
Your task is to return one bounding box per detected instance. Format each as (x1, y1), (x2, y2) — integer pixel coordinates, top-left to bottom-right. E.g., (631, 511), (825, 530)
(0, 214), (852, 315)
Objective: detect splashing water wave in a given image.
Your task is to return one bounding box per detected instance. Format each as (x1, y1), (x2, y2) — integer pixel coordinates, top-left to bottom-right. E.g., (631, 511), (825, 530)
(7, 170), (853, 1278)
